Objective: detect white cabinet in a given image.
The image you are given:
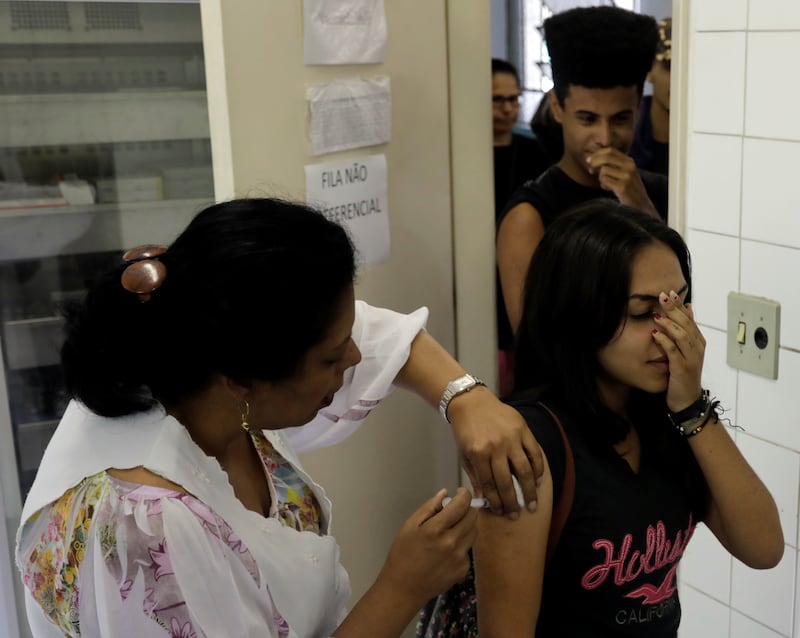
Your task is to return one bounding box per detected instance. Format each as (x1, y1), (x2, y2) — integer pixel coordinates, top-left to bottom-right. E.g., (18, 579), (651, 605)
(0, 4), (213, 636)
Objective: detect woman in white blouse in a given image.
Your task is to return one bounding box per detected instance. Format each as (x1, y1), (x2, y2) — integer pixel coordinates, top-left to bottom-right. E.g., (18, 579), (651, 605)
(16, 197), (541, 637)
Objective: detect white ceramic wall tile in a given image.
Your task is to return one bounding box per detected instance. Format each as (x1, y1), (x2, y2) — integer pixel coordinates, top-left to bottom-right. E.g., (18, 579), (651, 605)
(686, 230), (739, 332)
(678, 586), (730, 638)
(735, 433), (799, 549)
(795, 549), (800, 637)
(738, 349), (800, 451)
(731, 611), (786, 638)
(741, 240), (800, 351)
(681, 523), (732, 602)
(686, 134), (741, 236)
(691, 32), (746, 135)
(702, 327), (738, 426)
(746, 33), (800, 141)
(690, 0), (748, 31)
(731, 546), (795, 636)
(749, 0), (800, 34)
(741, 138), (800, 248)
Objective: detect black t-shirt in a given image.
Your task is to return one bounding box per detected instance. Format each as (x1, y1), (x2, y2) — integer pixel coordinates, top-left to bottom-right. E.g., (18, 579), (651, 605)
(493, 133), (552, 221)
(510, 399), (706, 638)
(500, 165), (669, 229)
(495, 165), (668, 352)
(494, 133), (553, 351)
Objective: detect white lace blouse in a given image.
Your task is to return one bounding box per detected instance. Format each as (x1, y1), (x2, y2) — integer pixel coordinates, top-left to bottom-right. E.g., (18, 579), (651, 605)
(16, 301), (428, 638)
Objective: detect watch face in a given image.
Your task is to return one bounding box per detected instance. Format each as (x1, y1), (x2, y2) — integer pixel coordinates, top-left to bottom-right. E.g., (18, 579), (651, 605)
(453, 375), (483, 394)
(440, 375), (484, 422)
(449, 375), (475, 393)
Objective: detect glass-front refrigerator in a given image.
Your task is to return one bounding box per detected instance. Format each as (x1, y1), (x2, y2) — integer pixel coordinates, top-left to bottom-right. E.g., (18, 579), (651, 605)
(0, 2), (214, 635)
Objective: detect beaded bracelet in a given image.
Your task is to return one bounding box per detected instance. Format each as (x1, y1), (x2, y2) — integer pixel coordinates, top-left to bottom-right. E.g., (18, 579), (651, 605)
(668, 389), (720, 437)
(676, 409), (716, 437)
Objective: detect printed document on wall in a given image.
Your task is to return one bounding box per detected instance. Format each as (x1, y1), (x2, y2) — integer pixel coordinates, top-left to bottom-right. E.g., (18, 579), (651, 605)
(304, 0), (386, 65)
(305, 154), (389, 265)
(307, 77), (390, 156)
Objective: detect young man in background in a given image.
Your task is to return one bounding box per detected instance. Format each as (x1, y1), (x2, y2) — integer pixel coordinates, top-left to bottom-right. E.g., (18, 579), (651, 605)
(496, 6), (668, 337)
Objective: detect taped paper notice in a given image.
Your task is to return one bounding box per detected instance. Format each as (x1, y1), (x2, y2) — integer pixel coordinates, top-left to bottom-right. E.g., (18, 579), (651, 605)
(304, 0), (386, 65)
(307, 76), (390, 156)
(305, 154), (389, 265)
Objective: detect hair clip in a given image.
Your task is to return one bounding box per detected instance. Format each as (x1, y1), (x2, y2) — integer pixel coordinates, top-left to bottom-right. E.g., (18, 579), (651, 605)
(121, 244), (168, 303)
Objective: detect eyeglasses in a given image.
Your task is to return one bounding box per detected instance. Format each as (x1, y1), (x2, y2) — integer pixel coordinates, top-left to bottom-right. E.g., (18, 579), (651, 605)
(492, 94), (521, 106)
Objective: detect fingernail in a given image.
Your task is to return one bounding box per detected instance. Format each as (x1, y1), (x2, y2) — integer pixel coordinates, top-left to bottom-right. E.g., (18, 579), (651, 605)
(660, 292), (670, 304)
(507, 511), (520, 521)
(671, 290), (679, 301)
(652, 328), (659, 335)
(536, 475), (543, 487)
(652, 312), (662, 320)
(527, 500), (538, 513)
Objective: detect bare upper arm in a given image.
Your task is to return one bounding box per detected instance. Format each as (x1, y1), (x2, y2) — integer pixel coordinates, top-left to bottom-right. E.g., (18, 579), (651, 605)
(106, 466), (188, 493)
(474, 450), (553, 637)
(496, 203), (546, 334)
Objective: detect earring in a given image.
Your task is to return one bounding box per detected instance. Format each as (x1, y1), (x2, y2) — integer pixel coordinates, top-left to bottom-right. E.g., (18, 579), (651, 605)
(240, 400), (250, 432)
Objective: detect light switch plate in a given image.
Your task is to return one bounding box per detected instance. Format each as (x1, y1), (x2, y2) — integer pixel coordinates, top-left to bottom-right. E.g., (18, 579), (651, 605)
(726, 292), (780, 379)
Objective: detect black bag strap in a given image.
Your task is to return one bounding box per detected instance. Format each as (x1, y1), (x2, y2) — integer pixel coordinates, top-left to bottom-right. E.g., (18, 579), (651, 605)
(538, 401), (575, 565)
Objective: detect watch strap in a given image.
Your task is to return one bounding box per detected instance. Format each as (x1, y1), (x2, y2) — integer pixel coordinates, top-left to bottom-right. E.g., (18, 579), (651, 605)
(438, 373), (486, 423)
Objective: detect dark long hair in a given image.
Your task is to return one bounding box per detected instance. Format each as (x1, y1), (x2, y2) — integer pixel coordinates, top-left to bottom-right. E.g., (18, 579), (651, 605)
(514, 200), (691, 441)
(61, 198), (356, 417)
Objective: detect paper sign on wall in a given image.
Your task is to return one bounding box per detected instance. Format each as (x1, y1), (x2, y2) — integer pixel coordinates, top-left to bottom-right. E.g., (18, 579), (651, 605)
(305, 154), (389, 265)
(304, 0), (386, 65)
(307, 76), (391, 156)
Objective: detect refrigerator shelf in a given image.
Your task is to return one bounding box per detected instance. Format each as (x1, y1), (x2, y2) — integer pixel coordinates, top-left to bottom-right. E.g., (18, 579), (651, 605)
(0, 3), (213, 634)
(15, 419), (59, 473)
(0, 90), (210, 147)
(0, 197), (210, 261)
(2, 316), (63, 370)
(0, 196), (211, 219)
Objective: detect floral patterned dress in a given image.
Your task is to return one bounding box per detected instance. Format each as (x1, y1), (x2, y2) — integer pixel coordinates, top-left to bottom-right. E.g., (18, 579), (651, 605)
(18, 433), (322, 638)
(17, 301), (430, 637)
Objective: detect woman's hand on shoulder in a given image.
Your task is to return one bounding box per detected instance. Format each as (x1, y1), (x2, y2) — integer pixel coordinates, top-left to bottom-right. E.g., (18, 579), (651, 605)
(448, 387), (543, 517)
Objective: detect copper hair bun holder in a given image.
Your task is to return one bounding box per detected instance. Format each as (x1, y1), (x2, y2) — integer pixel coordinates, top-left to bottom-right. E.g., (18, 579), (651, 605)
(121, 244), (168, 303)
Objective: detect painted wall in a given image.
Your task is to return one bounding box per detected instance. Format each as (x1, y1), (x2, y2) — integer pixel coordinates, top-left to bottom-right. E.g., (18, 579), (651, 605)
(200, 3), (495, 637)
(675, 1), (800, 636)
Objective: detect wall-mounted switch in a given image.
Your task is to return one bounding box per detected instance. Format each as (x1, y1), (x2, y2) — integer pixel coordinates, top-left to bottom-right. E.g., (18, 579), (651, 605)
(726, 292), (780, 379)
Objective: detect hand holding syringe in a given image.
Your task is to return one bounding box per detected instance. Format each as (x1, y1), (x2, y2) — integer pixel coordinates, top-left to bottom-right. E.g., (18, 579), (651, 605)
(441, 476), (525, 510)
(441, 496), (490, 509)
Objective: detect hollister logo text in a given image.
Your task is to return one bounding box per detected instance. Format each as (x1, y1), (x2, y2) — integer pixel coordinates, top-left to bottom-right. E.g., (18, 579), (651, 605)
(581, 514), (696, 606)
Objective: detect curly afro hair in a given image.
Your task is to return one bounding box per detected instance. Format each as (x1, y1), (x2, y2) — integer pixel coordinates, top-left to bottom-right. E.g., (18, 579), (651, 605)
(544, 6), (659, 103)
